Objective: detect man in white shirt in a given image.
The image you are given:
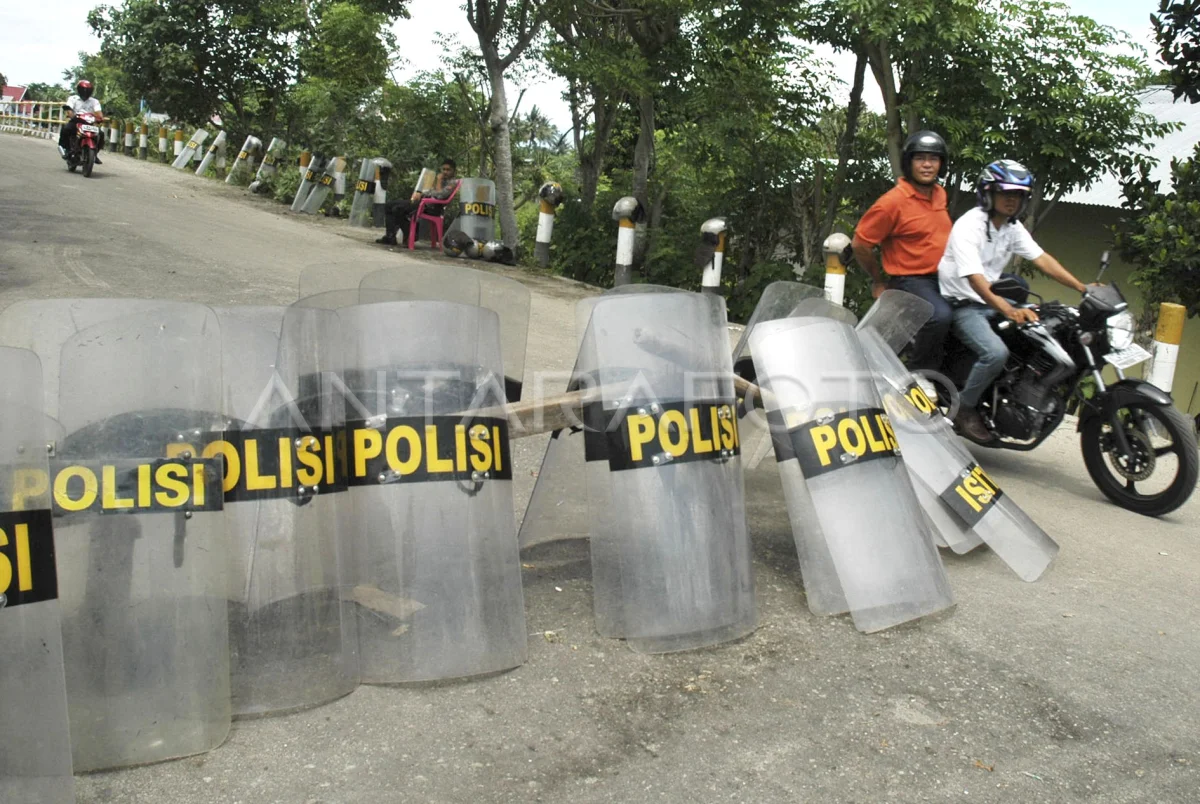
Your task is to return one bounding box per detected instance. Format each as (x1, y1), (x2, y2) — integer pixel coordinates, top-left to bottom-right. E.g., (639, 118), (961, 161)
(58, 80), (105, 161)
(938, 159), (1087, 441)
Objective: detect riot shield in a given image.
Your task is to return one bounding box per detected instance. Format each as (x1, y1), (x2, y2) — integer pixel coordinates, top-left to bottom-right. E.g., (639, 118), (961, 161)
(348, 158), (378, 227)
(858, 327), (1059, 580)
(226, 135), (262, 185)
(195, 129), (228, 176)
(249, 137), (287, 192)
(447, 177), (497, 241)
(750, 316), (954, 633)
(171, 128), (209, 169)
(360, 264), (530, 402)
(55, 305), (230, 770)
(857, 289), (935, 355)
(291, 156), (325, 213)
(209, 306), (358, 717)
(300, 156), (348, 214)
(337, 300), (526, 682)
(0, 347), (74, 803)
(579, 291), (755, 652)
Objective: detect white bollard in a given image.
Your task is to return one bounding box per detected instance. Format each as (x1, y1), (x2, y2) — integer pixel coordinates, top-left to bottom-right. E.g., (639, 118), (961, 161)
(535, 182), (564, 267)
(822, 232), (852, 306)
(612, 196), (644, 287)
(173, 129), (184, 161)
(699, 217), (728, 295)
(138, 122), (148, 159)
(158, 127), (169, 162)
(1148, 302), (1186, 393)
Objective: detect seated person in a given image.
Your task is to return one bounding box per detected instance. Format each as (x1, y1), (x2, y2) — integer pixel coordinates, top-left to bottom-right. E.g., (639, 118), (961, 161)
(376, 158), (458, 246)
(938, 159), (1088, 442)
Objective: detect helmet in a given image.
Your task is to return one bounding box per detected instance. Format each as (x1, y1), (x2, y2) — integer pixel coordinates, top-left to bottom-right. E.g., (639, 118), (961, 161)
(76, 80), (93, 101)
(901, 130), (948, 180)
(977, 159), (1034, 220)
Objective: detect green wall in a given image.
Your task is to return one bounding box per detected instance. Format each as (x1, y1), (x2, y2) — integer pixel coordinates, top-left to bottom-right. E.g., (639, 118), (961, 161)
(1020, 203), (1200, 415)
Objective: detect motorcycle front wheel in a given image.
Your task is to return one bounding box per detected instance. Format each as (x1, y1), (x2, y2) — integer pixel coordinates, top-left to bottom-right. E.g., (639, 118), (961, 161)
(1081, 400), (1199, 516)
(82, 146), (95, 178)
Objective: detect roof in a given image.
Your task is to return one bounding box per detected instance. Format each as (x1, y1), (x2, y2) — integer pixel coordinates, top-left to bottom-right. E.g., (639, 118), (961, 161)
(1061, 88), (1200, 208)
(1, 85), (28, 102)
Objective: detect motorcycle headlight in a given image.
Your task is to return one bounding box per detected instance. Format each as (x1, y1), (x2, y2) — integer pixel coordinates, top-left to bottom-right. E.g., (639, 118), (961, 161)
(1106, 311), (1135, 350)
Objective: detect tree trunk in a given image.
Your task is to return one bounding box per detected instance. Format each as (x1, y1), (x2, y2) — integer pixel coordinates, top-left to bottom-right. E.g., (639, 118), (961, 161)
(632, 92), (655, 203)
(866, 40), (903, 179)
(484, 53), (519, 248)
(821, 47), (867, 240)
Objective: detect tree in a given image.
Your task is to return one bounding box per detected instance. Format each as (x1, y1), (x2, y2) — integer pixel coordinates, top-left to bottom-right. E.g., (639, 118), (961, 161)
(1153, 0), (1200, 103)
(25, 83), (68, 102)
(63, 51), (138, 119)
(1114, 143), (1200, 317)
(467, 0), (546, 250)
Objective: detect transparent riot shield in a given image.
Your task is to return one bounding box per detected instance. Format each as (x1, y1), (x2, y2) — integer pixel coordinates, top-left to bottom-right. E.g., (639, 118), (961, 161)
(857, 289), (936, 355)
(249, 137), (287, 192)
(55, 305), (230, 770)
(447, 177), (497, 241)
(226, 135), (262, 185)
(0, 347), (74, 803)
(858, 327), (1059, 580)
(348, 158), (378, 227)
(301, 156), (348, 214)
(360, 264), (531, 402)
(337, 300), (526, 682)
(579, 291), (755, 652)
(195, 129), (228, 176)
(209, 306), (358, 717)
(750, 316), (954, 633)
(171, 127), (209, 169)
(291, 156), (325, 212)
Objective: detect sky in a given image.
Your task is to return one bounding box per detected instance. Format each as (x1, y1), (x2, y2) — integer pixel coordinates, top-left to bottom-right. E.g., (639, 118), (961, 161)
(0, 0), (1165, 130)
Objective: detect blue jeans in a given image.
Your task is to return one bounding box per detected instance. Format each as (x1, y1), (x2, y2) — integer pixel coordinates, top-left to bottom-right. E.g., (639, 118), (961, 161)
(887, 275), (953, 372)
(952, 304), (1009, 407)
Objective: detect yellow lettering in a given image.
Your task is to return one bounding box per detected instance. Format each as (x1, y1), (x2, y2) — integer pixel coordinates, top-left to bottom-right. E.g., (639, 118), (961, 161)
(278, 437), (294, 488)
(54, 466), (98, 512)
(837, 418), (866, 457)
(456, 425), (468, 472)
(296, 436), (323, 485)
(720, 414), (734, 450)
(0, 528), (10, 594)
(138, 463), (152, 508)
(425, 425), (453, 473)
(101, 465), (134, 510)
(730, 409), (740, 448)
(972, 465), (999, 495)
(15, 524), (31, 592)
(353, 428), (382, 478)
(690, 408), (713, 453)
(202, 441), (241, 493)
(154, 463), (188, 507)
(955, 484), (984, 513)
(469, 425), (493, 472)
(325, 434), (336, 485)
(386, 425), (422, 475)
(658, 409), (689, 457)
(860, 415), (890, 454)
(963, 475), (987, 499)
(193, 463), (207, 508)
(244, 439), (277, 491)
(881, 416), (898, 450)
(628, 414), (655, 463)
(493, 427), (503, 471)
(10, 468), (48, 511)
(810, 425), (838, 466)
(908, 385), (935, 414)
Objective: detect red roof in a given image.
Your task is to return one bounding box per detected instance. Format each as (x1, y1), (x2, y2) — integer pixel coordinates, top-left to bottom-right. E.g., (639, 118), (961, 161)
(2, 85), (28, 102)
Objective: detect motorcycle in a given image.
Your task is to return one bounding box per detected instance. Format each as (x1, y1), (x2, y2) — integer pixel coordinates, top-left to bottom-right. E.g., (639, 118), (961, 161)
(64, 110), (102, 178)
(936, 253), (1198, 517)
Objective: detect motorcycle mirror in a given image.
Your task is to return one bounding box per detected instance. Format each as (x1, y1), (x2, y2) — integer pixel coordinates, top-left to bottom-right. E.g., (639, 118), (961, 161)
(1097, 251), (1111, 281)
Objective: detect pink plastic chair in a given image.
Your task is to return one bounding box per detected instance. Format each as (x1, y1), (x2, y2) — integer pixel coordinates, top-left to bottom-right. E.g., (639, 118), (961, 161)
(408, 179), (462, 250)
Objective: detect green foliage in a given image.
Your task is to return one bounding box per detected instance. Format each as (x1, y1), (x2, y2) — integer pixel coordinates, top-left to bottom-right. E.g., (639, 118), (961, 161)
(25, 83), (69, 102)
(1114, 142), (1200, 317)
(1153, 0), (1200, 103)
(63, 51), (139, 119)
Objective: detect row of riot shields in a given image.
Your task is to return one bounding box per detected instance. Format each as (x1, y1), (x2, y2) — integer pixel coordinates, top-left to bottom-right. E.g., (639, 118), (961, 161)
(0, 267), (1059, 787)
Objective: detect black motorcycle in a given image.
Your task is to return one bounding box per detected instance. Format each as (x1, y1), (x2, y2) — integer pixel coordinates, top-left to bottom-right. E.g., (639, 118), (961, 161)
(937, 255), (1198, 517)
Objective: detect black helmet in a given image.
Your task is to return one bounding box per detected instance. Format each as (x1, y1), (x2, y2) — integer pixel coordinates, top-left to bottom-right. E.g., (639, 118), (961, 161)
(901, 130), (947, 180)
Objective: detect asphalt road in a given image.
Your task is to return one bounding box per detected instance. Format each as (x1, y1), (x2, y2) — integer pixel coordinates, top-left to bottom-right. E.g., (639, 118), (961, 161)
(2, 133), (1199, 804)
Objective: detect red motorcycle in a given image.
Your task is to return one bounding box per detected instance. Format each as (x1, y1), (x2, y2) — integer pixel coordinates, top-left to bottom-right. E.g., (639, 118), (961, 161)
(66, 111), (103, 177)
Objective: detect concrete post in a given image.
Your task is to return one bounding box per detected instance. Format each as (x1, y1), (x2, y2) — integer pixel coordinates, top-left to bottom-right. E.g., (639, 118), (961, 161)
(612, 196), (644, 287)
(159, 127), (169, 162)
(173, 129), (184, 162)
(822, 233), (852, 306)
(123, 120), (134, 156)
(138, 122), (149, 159)
(535, 182), (564, 267)
(1148, 302), (1186, 393)
(699, 217), (728, 295)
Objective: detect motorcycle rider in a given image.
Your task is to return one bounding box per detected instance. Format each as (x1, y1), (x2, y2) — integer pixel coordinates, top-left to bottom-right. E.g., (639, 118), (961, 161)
(58, 80), (104, 164)
(852, 130), (954, 377)
(938, 159), (1087, 442)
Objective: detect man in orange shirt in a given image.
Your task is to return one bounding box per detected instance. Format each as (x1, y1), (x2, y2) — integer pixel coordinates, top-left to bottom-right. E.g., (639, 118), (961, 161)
(852, 131), (953, 374)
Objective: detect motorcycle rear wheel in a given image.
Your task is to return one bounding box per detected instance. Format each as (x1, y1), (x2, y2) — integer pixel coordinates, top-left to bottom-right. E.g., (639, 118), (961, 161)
(1081, 400), (1198, 517)
(83, 147), (95, 178)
